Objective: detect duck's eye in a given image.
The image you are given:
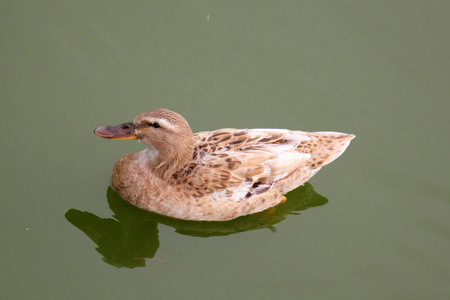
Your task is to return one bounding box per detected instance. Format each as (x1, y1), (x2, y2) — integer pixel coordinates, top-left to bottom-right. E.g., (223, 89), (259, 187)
(139, 121), (162, 128)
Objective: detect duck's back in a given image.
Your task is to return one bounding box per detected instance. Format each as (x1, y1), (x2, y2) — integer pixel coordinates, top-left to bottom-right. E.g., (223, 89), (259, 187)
(166, 129), (354, 220)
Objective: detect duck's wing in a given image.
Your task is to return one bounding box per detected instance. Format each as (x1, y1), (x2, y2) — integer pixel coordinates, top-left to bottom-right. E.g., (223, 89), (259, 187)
(171, 129), (314, 199)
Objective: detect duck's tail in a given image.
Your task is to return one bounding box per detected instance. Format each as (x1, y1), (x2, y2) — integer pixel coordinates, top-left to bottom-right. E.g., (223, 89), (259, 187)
(306, 132), (355, 169)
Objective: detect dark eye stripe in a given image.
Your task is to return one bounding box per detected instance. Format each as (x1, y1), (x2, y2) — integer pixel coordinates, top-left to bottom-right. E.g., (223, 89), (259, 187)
(138, 121), (162, 128)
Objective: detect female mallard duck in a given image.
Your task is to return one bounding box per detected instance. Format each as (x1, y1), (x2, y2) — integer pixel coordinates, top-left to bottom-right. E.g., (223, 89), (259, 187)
(94, 108), (354, 221)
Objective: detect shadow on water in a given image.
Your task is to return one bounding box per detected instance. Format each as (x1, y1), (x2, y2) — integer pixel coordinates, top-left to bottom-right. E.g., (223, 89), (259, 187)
(65, 183), (328, 268)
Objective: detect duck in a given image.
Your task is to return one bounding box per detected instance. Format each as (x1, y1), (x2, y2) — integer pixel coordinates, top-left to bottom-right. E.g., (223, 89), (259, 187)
(94, 108), (354, 221)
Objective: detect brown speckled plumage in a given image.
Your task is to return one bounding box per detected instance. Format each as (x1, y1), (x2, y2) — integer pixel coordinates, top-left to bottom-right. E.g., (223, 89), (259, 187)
(95, 108), (355, 221)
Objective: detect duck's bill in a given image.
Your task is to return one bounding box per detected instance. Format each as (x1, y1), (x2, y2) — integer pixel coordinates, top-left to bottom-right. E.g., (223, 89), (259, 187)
(94, 122), (137, 140)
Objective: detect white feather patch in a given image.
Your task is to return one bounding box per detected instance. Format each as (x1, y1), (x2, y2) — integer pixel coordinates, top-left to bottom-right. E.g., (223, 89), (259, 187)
(144, 146), (159, 163)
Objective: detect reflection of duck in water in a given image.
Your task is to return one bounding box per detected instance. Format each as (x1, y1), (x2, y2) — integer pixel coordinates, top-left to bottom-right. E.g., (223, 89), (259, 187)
(65, 183), (328, 268)
(94, 109), (354, 221)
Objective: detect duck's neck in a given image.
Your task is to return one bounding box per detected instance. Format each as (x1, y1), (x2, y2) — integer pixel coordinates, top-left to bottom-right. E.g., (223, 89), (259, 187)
(140, 143), (192, 180)
(143, 146), (160, 164)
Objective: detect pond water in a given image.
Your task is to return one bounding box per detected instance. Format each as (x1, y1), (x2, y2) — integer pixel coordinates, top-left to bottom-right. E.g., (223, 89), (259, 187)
(2, 1), (449, 299)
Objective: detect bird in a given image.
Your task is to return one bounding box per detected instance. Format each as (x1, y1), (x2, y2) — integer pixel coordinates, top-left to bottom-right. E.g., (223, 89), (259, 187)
(94, 108), (354, 221)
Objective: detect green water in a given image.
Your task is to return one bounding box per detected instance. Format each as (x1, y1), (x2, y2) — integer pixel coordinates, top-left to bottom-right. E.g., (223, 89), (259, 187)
(2, 1), (449, 299)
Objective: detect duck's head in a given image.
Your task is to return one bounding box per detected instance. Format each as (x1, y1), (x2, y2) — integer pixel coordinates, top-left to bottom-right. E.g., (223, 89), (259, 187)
(94, 108), (194, 179)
